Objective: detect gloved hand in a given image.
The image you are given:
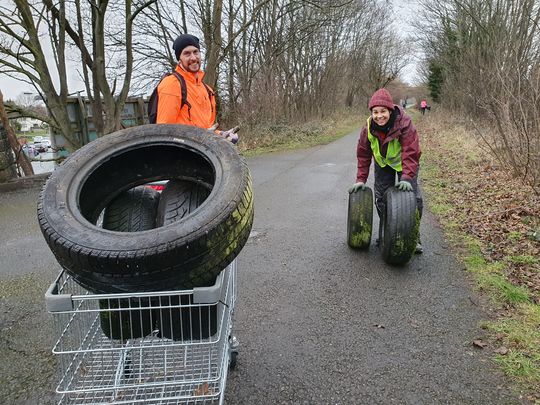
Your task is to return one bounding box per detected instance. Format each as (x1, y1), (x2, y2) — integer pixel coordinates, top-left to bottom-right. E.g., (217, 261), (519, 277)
(220, 126), (240, 144)
(396, 180), (413, 191)
(348, 182), (366, 193)
(207, 123), (219, 131)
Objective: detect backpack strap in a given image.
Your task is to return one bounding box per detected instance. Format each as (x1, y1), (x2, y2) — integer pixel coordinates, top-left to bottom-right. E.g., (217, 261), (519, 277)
(202, 83), (215, 113)
(171, 71), (192, 118)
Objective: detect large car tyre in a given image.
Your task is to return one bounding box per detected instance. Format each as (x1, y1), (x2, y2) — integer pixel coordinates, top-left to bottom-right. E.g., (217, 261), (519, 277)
(347, 187), (373, 249)
(156, 179), (210, 226)
(155, 179), (216, 341)
(380, 187), (419, 265)
(38, 124), (254, 293)
(99, 186), (160, 340)
(102, 186), (160, 231)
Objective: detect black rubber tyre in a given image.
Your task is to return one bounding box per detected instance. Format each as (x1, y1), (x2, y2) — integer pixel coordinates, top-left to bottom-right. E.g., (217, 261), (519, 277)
(347, 187), (373, 249)
(156, 179), (210, 226)
(99, 186), (160, 340)
(37, 124), (254, 293)
(99, 297), (155, 341)
(155, 179), (216, 341)
(155, 295), (218, 341)
(102, 186), (160, 231)
(380, 187), (419, 265)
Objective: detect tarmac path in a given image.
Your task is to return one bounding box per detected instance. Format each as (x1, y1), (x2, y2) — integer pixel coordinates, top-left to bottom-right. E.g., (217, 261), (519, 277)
(0, 129), (523, 404)
(225, 130), (522, 404)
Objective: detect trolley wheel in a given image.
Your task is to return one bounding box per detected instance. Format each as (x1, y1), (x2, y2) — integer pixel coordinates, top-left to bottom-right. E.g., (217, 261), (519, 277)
(229, 335), (239, 370)
(229, 351), (238, 370)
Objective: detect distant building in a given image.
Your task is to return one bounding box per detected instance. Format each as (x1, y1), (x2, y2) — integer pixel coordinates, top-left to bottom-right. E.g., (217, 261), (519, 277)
(18, 117), (43, 132)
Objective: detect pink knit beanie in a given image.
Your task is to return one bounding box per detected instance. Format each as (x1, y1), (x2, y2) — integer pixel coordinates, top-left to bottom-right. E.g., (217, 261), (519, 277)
(368, 88), (394, 110)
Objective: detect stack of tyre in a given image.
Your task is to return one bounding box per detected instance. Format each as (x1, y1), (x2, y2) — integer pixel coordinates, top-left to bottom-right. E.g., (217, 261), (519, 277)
(38, 125), (254, 339)
(347, 186), (419, 265)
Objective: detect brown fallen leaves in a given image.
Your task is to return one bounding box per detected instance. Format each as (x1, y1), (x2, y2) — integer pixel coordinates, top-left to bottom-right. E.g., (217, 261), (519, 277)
(473, 339), (488, 349)
(494, 346), (509, 355)
(194, 382), (211, 396)
(417, 115), (540, 303)
(473, 339), (509, 355)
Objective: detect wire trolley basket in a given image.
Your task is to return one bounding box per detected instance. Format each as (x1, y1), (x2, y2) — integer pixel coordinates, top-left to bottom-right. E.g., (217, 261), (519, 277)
(45, 260), (238, 405)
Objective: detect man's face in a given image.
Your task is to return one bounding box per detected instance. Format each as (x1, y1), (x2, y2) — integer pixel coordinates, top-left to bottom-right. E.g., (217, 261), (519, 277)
(371, 106), (391, 126)
(179, 45), (201, 73)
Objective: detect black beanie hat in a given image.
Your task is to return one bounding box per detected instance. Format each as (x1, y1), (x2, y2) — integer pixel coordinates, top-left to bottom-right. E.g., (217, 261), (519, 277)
(173, 34), (200, 60)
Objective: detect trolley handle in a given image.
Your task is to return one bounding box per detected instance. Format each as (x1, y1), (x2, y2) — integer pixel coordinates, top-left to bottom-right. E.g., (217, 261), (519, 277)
(44, 259), (235, 311)
(45, 272), (73, 313)
(193, 268), (226, 304)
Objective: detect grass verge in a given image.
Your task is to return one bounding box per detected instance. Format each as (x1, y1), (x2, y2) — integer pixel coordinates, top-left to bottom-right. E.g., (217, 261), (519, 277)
(237, 109), (364, 156)
(416, 109), (540, 401)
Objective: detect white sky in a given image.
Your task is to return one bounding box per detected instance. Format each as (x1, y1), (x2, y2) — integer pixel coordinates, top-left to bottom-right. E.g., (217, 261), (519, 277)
(0, 0), (422, 100)
(392, 0), (421, 85)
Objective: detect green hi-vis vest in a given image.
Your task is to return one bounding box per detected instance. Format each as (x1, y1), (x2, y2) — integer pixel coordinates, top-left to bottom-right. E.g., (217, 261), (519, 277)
(367, 118), (402, 171)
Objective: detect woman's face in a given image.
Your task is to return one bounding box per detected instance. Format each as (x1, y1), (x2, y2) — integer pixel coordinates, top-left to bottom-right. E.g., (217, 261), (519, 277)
(371, 106), (391, 126)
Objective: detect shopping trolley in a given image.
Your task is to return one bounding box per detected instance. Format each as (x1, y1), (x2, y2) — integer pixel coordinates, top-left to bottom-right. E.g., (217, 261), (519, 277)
(45, 260), (238, 405)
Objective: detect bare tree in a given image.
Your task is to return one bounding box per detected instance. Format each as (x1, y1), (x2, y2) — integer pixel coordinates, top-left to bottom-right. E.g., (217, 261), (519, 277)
(0, 0), (157, 151)
(416, 0), (540, 192)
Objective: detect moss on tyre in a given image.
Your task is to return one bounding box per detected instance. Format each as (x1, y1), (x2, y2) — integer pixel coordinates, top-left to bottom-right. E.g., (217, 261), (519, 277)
(380, 187), (419, 265)
(37, 124), (254, 293)
(347, 187), (373, 249)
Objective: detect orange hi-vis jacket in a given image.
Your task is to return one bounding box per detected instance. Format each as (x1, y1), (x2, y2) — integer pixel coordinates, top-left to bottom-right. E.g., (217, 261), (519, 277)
(156, 65), (216, 128)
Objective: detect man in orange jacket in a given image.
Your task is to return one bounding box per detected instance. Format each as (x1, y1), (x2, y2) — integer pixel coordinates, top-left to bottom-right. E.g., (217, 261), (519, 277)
(156, 34), (238, 143)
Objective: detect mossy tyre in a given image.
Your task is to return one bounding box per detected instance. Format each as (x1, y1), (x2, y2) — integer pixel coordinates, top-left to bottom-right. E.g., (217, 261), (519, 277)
(99, 186), (160, 340)
(37, 124), (254, 293)
(380, 187), (419, 265)
(155, 179), (218, 341)
(347, 187), (373, 249)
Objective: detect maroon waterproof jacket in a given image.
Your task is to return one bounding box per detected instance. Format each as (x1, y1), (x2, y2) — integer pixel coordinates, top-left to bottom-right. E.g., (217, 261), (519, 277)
(356, 106), (421, 183)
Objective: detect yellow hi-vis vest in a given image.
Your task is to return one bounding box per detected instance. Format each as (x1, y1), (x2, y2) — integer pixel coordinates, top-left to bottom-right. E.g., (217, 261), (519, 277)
(367, 118), (402, 172)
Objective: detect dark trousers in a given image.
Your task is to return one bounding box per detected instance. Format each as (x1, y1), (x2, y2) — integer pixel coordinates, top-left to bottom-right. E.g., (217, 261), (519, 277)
(374, 164), (423, 221)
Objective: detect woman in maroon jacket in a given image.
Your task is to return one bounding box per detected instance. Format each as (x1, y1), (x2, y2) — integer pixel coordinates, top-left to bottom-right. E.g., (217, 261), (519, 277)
(348, 88), (424, 253)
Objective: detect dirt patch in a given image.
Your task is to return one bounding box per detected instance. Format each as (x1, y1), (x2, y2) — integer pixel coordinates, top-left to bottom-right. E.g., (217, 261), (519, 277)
(0, 273), (57, 404)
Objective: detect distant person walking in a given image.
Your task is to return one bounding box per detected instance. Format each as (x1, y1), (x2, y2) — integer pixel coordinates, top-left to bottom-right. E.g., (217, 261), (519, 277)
(420, 99), (427, 115)
(348, 88), (424, 253)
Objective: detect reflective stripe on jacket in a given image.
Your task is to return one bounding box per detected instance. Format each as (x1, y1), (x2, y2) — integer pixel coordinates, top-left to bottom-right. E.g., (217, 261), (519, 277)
(156, 65), (216, 128)
(356, 106), (421, 183)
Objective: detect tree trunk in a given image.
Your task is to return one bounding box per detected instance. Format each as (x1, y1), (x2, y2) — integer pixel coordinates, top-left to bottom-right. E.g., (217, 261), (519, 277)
(203, 0), (223, 89)
(0, 91), (34, 177)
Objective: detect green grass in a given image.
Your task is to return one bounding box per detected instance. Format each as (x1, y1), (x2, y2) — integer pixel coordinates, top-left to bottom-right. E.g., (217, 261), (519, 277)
(486, 304), (540, 389)
(240, 109), (364, 157)
(507, 255), (540, 265)
(477, 273), (530, 305)
(419, 118), (540, 396)
(508, 231), (522, 241)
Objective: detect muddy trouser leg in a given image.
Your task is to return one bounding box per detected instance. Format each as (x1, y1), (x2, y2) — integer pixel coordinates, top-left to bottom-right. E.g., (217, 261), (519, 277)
(374, 163), (397, 222)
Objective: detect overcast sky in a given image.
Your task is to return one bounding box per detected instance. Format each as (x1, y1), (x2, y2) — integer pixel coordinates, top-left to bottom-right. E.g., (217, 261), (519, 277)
(0, 0), (421, 101)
